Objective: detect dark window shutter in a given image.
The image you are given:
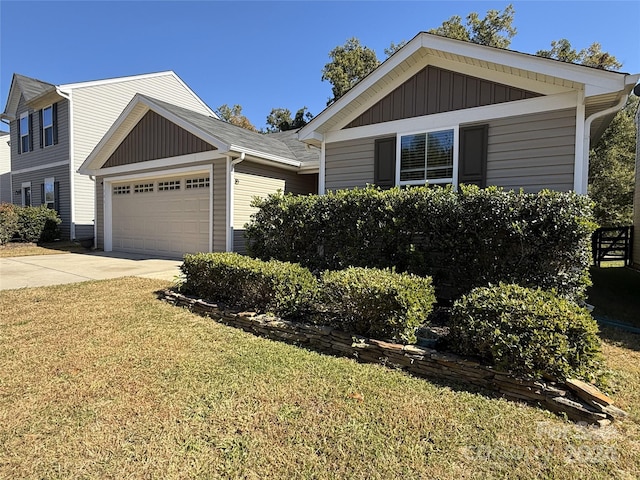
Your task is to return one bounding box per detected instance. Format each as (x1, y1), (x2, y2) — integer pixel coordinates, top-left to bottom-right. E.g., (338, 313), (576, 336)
(41, 183), (46, 205)
(54, 181), (60, 213)
(28, 113), (34, 152)
(458, 124), (488, 188)
(52, 103), (58, 145)
(39, 109), (44, 148)
(374, 137), (396, 189)
(16, 118), (21, 154)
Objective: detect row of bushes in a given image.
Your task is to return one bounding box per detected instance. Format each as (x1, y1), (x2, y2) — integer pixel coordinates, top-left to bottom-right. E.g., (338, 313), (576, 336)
(179, 253), (602, 381)
(0, 203), (61, 245)
(180, 252), (436, 343)
(245, 185), (596, 302)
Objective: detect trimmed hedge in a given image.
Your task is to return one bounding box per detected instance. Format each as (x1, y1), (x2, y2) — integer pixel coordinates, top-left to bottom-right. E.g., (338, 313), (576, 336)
(0, 203), (62, 244)
(448, 283), (603, 382)
(319, 267), (435, 344)
(0, 203), (19, 245)
(180, 252), (318, 319)
(245, 185), (596, 302)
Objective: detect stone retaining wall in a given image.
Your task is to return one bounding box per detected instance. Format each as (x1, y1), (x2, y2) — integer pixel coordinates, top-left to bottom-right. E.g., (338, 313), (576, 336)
(160, 289), (627, 426)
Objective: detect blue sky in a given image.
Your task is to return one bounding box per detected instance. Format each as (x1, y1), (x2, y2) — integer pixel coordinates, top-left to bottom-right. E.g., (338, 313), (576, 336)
(1, 1), (638, 132)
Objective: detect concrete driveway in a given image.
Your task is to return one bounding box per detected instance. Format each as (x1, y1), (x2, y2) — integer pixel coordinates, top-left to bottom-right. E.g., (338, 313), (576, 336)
(0, 251), (183, 290)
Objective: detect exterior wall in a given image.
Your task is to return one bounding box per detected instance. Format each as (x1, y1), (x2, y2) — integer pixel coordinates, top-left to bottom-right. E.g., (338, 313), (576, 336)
(233, 161), (317, 252)
(486, 108), (576, 192)
(71, 74), (213, 234)
(345, 65), (540, 129)
(96, 177), (104, 249)
(11, 163), (71, 239)
(10, 97), (70, 172)
(212, 161), (227, 252)
(0, 133), (10, 203)
(324, 108), (576, 194)
(325, 137), (377, 191)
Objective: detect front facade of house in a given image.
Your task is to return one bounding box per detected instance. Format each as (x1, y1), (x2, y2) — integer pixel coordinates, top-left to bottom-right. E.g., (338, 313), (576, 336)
(1, 72), (215, 240)
(80, 95), (318, 258)
(298, 33), (639, 197)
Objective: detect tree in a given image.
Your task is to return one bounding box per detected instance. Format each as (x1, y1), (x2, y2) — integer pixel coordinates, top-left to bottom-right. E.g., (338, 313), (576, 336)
(588, 95), (638, 226)
(321, 37), (380, 105)
(536, 39), (622, 70)
(216, 104), (257, 131)
(429, 4), (516, 48)
(265, 107), (314, 132)
(384, 41), (407, 57)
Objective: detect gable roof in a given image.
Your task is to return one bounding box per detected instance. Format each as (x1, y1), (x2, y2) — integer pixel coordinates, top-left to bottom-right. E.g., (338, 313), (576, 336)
(298, 32), (639, 145)
(2, 71), (217, 120)
(79, 94), (319, 175)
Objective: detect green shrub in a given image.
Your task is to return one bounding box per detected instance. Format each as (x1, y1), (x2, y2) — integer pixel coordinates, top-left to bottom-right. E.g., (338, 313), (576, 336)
(180, 252), (318, 319)
(246, 185), (596, 302)
(448, 283), (603, 382)
(0, 203), (19, 245)
(319, 267), (436, 344)
(16, 205), (61, 243)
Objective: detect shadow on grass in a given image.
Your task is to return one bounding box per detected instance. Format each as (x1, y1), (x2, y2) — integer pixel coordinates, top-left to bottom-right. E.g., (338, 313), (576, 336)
(587, 266), (640, 330)
(597, 324), (640, 352)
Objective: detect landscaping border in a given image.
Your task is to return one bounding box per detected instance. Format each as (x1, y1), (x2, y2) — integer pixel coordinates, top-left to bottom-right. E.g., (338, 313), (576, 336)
(160, 289), (627, 426)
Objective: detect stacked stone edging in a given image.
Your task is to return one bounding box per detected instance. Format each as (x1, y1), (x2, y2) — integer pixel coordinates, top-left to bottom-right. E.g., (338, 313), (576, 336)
(160, 289), (626, 426)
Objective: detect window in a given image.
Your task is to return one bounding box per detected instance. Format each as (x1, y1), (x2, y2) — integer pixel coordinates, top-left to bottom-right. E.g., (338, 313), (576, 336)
(42, 106), (54, 147)
(22, 182), (31, 206)
(44, 177), (55, 207)
(399, 129), (455, 185)
(158, 180), (181, 191)
(185, 177), (209, 189)
(134, 183), (154, 193)
(113, 185), (130, 195)
(20, 114), (30, 153)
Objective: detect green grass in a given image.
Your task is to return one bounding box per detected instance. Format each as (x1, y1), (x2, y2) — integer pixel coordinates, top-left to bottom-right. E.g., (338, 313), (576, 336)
(587, 266), (640, 328)
(1, 277), (639, 479)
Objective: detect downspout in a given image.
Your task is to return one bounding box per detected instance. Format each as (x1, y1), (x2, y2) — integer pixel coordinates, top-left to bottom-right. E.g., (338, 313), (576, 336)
(89, 174), (96, 249)
(581, 93), (629, 194)
(56, 87), (75, 239)
(226, 152), (245, 251)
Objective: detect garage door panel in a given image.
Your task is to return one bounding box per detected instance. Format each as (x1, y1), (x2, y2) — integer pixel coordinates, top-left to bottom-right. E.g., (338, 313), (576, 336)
(111, 175), (210, 257)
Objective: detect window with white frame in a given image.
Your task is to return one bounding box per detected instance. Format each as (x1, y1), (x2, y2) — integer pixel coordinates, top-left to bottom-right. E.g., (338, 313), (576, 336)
(44, 177), (55, 208)
(42, 106), (54, 147)
(20, 114), (30, 153)
(399, 129), (455, 185)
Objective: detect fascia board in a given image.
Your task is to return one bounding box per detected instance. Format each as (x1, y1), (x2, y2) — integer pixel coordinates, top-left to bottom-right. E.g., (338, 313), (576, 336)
(59, 71), (175, 90)
(229, 144), (302, 168)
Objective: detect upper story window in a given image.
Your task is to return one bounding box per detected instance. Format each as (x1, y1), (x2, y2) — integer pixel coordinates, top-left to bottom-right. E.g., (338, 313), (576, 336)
(19, 114), (30, 153)
(42, 106), (54, 147)
(399, 129), (455, 186)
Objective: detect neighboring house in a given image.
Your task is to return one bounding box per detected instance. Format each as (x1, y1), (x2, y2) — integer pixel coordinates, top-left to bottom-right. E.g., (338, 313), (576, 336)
(298, 32), (639, 196)
(1, 72), (215, 240)
(0, 131), (10, 203)
(79, 95), (318, 258)
(633, 84), (640, 270)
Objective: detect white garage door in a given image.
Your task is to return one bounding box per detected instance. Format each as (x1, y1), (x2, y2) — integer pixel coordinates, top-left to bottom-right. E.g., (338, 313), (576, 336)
(111, 174), (210, 257)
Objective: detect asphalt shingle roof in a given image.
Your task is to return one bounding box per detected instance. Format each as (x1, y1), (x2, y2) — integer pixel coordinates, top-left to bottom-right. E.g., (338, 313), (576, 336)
(141, 95), (319, 165)
(13, 74), (56, 102)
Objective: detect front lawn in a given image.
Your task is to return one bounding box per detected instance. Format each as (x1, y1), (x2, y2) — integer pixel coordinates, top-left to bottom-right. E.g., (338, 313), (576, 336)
(1, 278), (639, 478)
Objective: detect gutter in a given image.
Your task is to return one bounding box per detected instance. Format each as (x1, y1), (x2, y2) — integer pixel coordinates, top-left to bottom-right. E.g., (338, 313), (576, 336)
(226, 152), (245, 252)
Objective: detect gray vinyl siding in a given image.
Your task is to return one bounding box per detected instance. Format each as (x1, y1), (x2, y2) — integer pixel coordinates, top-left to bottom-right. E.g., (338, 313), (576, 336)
(486, 108), (576, 192)
(10, 97), (70, 171)
(212, 161), (227, 252)
(11, 163), (71, 239)
(233, 161), (316, 252)
(0, 133), (10, 203)
(325, 137), (377, 191)
(71, 74), (213, 230)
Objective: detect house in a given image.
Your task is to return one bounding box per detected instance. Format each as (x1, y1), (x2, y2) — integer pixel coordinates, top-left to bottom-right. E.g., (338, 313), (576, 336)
(0, 132), (9, 203)
(78, 95), (318, 258)
(633, 84), (640, 270)
(1, 72), (215, 240)
(298, 32), (639, 196)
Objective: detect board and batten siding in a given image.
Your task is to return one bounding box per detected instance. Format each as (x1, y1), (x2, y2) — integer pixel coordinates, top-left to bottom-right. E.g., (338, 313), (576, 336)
(233, 161), (317, 252)
(486, 108), (576, 192)
(11, 163), (71, 239)
(71, 73), (214, 232)
(325, 137), (377, 192)
(10, 97), (70, 172)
